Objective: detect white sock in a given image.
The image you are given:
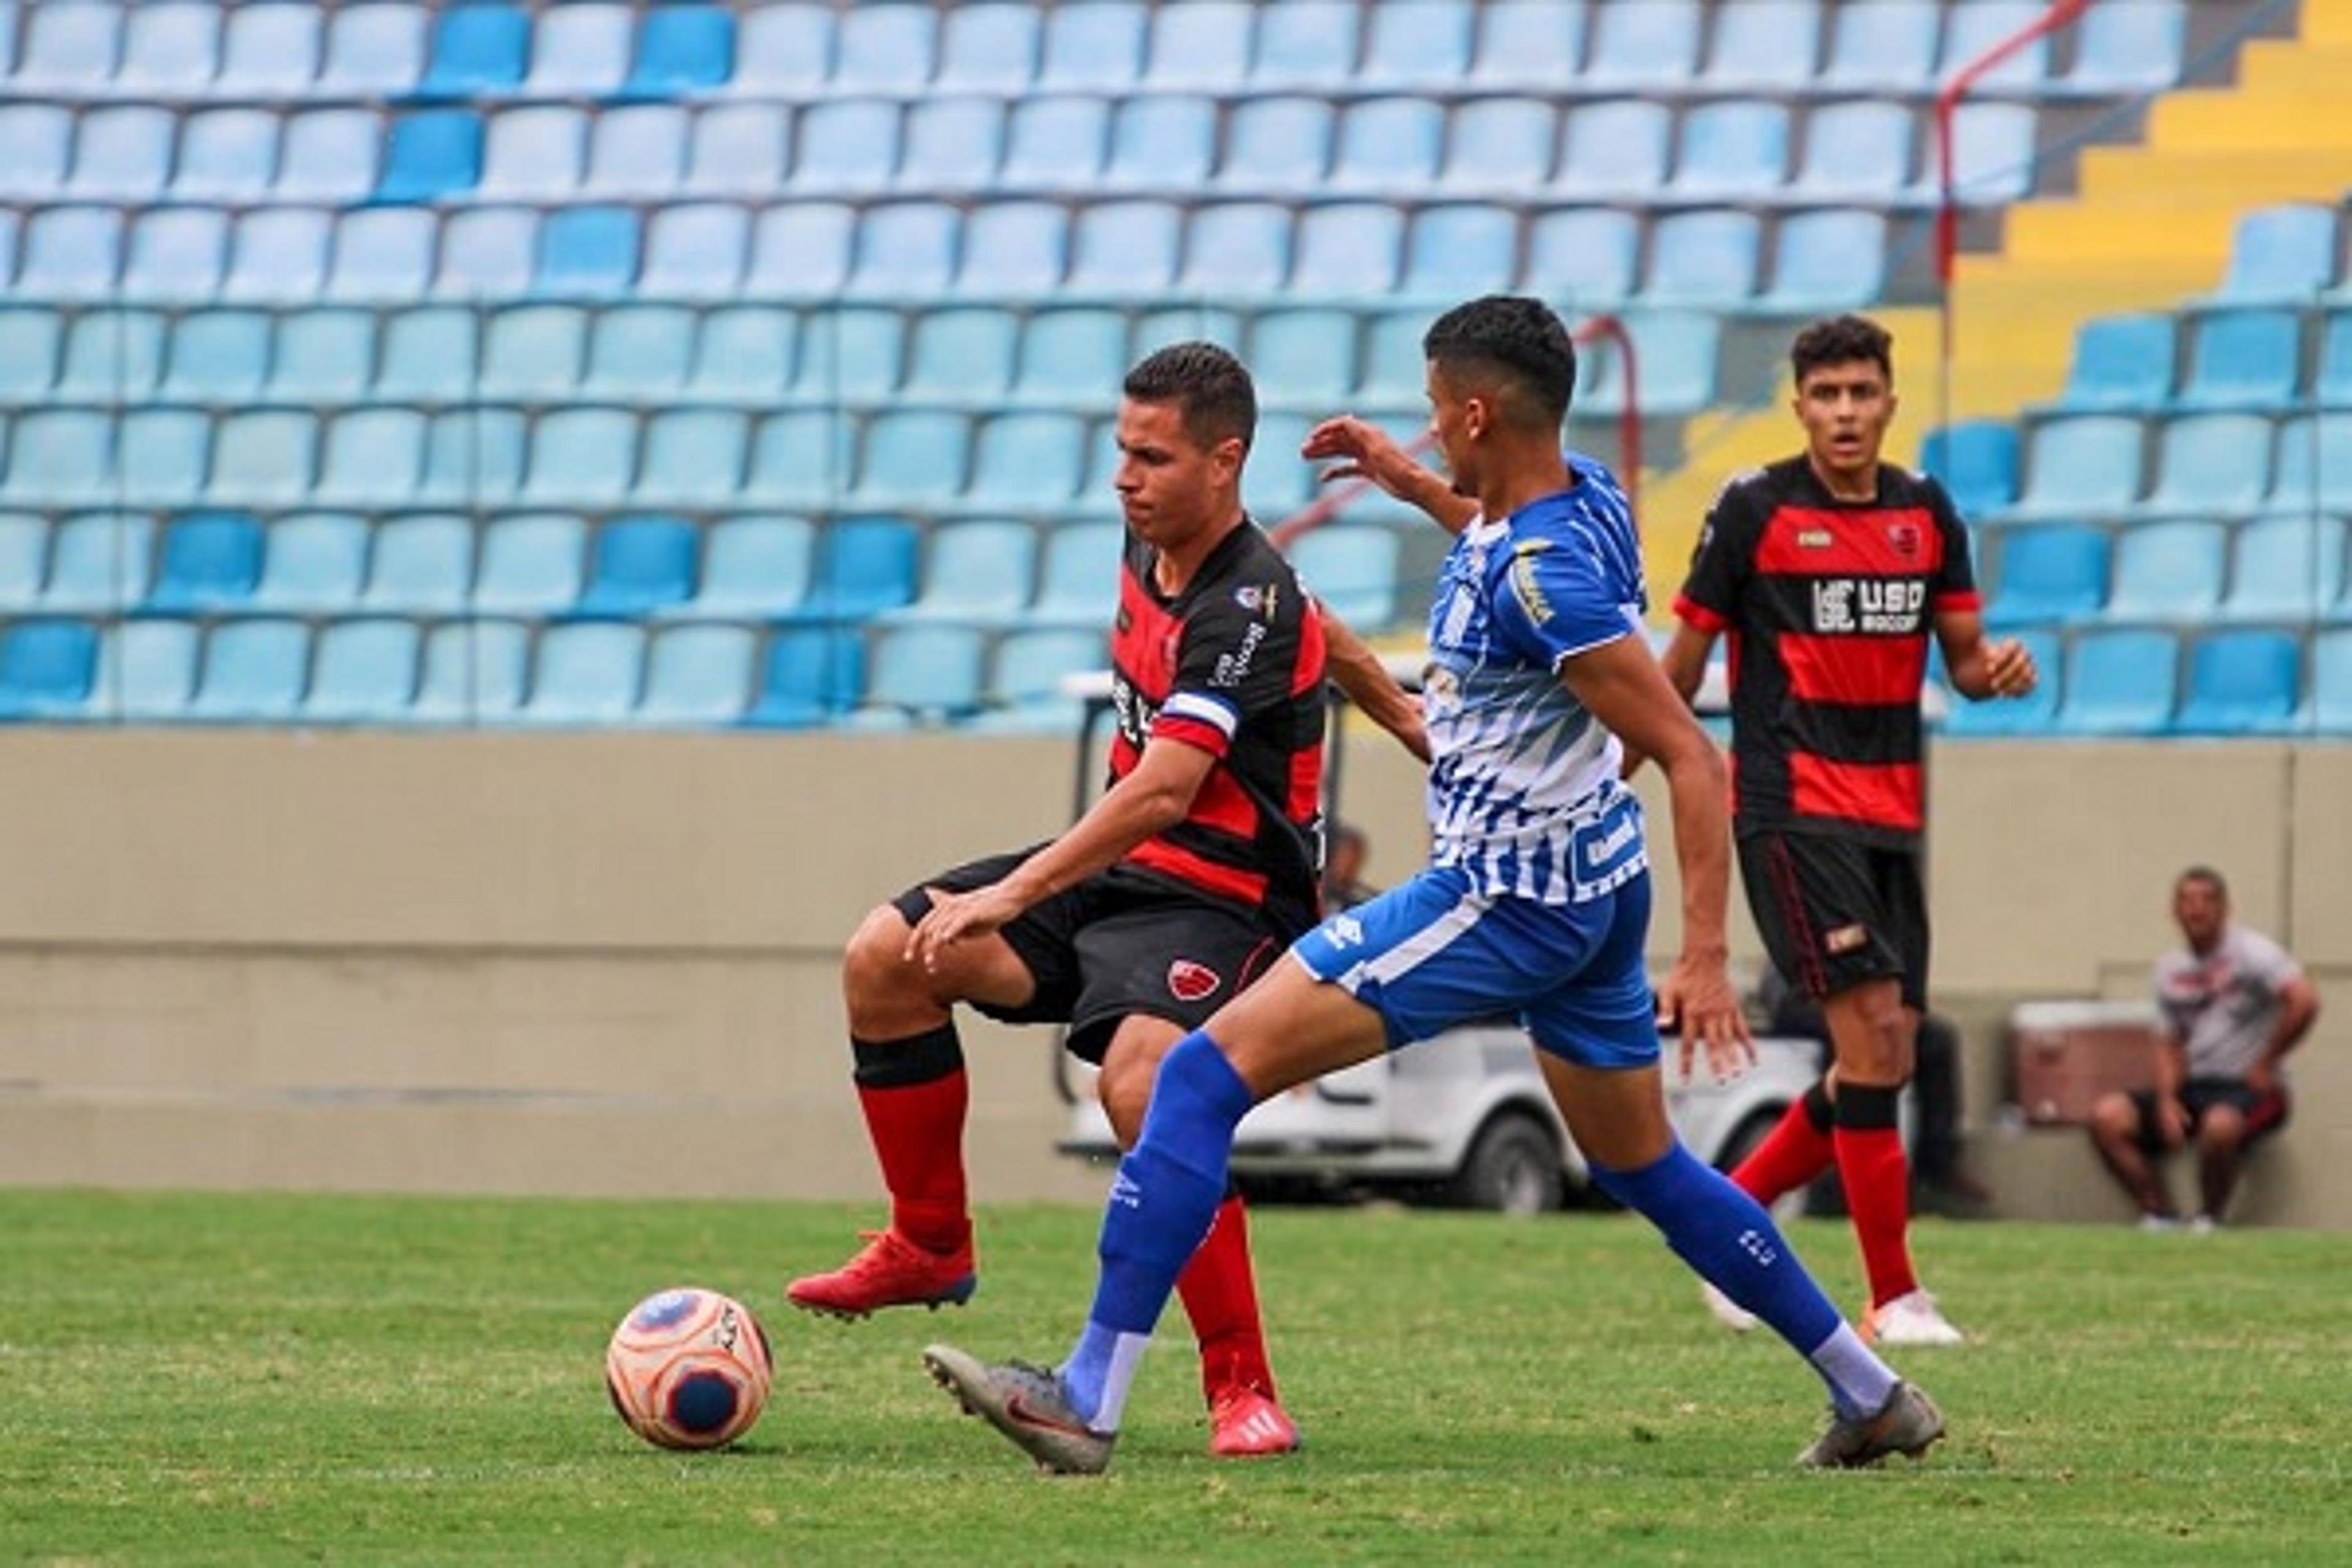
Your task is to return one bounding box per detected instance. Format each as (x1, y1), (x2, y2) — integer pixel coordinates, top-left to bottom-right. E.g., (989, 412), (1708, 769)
(1807, 1323), (1899, 1419)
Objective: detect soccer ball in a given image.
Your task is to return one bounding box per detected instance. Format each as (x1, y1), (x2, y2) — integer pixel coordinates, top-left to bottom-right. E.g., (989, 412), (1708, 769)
(604, 1287), (774, 1450)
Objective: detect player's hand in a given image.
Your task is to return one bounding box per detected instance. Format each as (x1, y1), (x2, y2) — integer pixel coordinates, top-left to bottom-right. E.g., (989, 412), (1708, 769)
(1301, 415), (1420, 499)
(2245, 1061), (2277, 1097)
(2155, 1094), (2190, 1148)
(905, 885), (1021, 971)
(1655, 952), (1755, 1082)
(1984, 638), (2038, 698)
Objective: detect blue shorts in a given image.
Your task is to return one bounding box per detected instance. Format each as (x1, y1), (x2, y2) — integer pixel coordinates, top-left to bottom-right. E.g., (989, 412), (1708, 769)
(1292, 863), (1660, 1071)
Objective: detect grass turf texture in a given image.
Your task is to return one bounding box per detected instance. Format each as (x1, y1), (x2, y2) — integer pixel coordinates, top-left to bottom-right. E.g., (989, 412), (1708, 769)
(2, 1192), (2346, 1566)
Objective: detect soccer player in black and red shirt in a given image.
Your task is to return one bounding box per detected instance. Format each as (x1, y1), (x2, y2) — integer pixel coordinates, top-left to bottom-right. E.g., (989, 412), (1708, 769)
(786, 342), (1425, 1457)
(1657, 315), (2037, 1347)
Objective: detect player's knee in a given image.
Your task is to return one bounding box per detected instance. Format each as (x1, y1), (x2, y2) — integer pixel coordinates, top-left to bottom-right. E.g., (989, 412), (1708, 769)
(842, 903), (921, 1009)
(2196, 1107), (2246, 1153)
(2089, 1093), (2137, 1139)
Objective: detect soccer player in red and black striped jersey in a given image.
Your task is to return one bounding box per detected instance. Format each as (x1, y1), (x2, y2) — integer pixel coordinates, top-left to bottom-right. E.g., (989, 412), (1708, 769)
(786, 342), (1425, 1457)
(1657, 315), (2037, 1348)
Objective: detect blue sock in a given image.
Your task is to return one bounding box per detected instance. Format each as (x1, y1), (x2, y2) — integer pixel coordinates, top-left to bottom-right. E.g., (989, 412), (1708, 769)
(1059, 1033), (1254, 1427)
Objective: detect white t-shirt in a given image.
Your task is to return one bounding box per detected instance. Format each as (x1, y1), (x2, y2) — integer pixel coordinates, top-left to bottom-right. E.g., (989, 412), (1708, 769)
(2153, 924), (2305, 1082)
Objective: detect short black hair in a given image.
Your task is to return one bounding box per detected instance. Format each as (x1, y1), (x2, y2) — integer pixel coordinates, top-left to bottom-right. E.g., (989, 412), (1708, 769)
(1422, 296), (1577, 429)
(1791, 314), (1894, 386)
(2177, 865), (2230, 900)
(1123, 341), (1256, 452)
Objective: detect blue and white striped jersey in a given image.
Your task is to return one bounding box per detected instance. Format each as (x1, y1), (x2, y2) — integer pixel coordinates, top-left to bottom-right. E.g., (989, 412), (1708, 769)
(1422, 456), (1650, 904)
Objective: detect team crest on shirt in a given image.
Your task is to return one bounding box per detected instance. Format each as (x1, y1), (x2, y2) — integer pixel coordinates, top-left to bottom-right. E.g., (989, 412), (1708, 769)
(1167, 959), (1222, 1003)
(1888, 521), (1923, 559)
(1234, 582), (1278, 619)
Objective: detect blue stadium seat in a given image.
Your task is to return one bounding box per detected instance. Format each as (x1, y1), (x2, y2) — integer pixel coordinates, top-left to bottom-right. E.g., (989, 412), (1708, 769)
(1440, 99), (1556, 195)
(2212, 205), (2337, 304)
(418, 5), (529, 98)
(741, 626), (865, 728)
(519, 621), (644, 726)
(627, 4), (734, 96)
(848, 202), (957, 297)
(1180, 205), (1292, 296)
(2315, 630), (2352, 734)
(1646, 211), (1762, 305)
(327, 208), (437, 303)
(523, 409), (636, 506)
(473, 513), (587, 614)
(835, 3), (935, 94)
(361, 514), (474, 614)
(113, 407), (209, 507)
(2177, 629), (2302, 735)
(422, 410), (528, 505)
(1040, 2), (1146, 92)
(317, 409), (427, 505)
(1762, 211), (1889, 312)
(538, 207), (639, 298)
(1467, 1), (1585, 91)
(411, 619), (530, 726)
(277, 110), (380, 203)
(636, 410), (748, 507)
(1069, 201), (1183, 293)
(1940, 628), (2061, 737)
(320, 3), (428, 97)
(800, 516), (920, 622)
(95, 619), (203, 721)
(2106, 519), (2225, 622)
(0, 514), (45, 608)
(1002, 96), (1110, 190)
(70, 106), (173, 202)
(2222, 515), (2347, 621)
(665, 514), (814, 620)
(4, 412), (108, 505)
(2318, 311), (2352, 410)
(0, 617), (99, 721)
(957, 203), (1067, 297)
(1016, 309), (1130, 408)
(439, 207), (541, 300)
(2176, 311), (2302, 412)
(1912, 103), (2038, 208)
(979, 627), (1103, 729)
(149, 511), (264, 613)
(2139, 415), (2273, 518)
(480, 306), (586, 400)
(1105, 97), (1215, 190)
(1292, 205), (1404, 297)
(2263, 415), (2352, 516)
(1028, 521), (1123, 628)
(638, 623), (755, 726)
(1403, 205), (1518, 301)
(219, 4), (322, 97)
(690, 306), (796, 399)
(1250, 1), (1358, 91)
(900, 96), (1006, 192)
(480, 107), (585, 199)
(1703, 0), (1822, 89)
(527, 2), (630, 97)
(575, 516), (696, 617)
(793, 99), (901, 194)
(20, 208), (123, 301)
(0, 310), (59, 405)
(303, 617), (421, 724)
(0, 105), (70, 199)
(51, 309), (161, 401)
(1582, 312), (1722, 417)
(1332, 98), (1444, 193)
(1144, 1), (1251, 91)
(123, 208), (230, 303)
(792, 306), (902, 404)
(1291, 524), (1403, 628)
(1221, 96), (1333, 194)
(163, 311), (271, 404)
(222, 209), (332, 303)
(11, 1), (121, 93)
(1522, 208), (1642, 305)
(1131, 305), (1243, 358)
(1789, 101), (1914, 201)
(1671, 100), (1791, 199)
(2056, 628), (2177, 736)
(971, 413), (1088, 509)
(2055, 315), (2175, 412)
(187, 617), (309, 723)
(1357, 309), (1430, 407)
(683, 105), (788, 197)
(1939, 2), (2049, 92)
(377, 111), (483, 203)
(122, 0), (219, 92)
(1986, 524), (2109, 626)
(888, 518), (1037, 624)
(175, 110), (279, 203)
(2010, 417), (2144, 520)
(938, 3), (1039, 92)
(2060, 0), (2186, 94)
(252, 514), (368, 613)
(1922, 421), (2021, 518)
(734, 4), (831, 97)
(864, 624), (986, 720)
(640, 202), (750, 298)
(1554, 101), (1673, 200)
(745, 412), (852, 507)
(42, 512), (154, 612)
(1360, 2), (1474, 91)
(1243, 413), (1316, 519)
(857, 411), (969, 508)
(1585, 0), (1702, 88)
(209, 411), (317, 507)
(1253, 309), (1358, 407)
(906, 308), (1019, 405)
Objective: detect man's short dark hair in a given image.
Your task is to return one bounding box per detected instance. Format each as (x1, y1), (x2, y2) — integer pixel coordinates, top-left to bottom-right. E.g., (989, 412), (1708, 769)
(1422, 295), (1577, 429)
(1124, 341), (1256, 452)
(2177, 865), (2230, 900)
(1791, 314), (1894, 386)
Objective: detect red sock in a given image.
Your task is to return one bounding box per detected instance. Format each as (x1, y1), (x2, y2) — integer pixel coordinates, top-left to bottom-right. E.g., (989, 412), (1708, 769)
(1834, 1091), (1919, 1308)
(851, 1030), (970, 1256)
(1175, 1193), (1276, 1403)
(1732, 1083), (1838, 1204)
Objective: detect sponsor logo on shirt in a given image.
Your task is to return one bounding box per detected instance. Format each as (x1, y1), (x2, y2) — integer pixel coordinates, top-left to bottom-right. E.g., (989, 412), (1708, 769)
(1811, 578), (1926, 634)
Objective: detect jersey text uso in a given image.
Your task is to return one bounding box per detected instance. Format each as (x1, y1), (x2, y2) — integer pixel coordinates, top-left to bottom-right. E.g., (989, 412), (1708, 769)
(1107, 521), (1327, 938)
(1675, 456), (1980, 847)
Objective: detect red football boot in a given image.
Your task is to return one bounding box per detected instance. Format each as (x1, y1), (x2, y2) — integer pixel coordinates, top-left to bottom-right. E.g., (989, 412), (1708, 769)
(1208, 1384), (1302, 1458)
(786, 1229), (976, 1320)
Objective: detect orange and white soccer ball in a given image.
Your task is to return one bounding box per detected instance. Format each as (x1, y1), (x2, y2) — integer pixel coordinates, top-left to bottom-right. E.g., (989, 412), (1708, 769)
(604, 1287), (774, 1450)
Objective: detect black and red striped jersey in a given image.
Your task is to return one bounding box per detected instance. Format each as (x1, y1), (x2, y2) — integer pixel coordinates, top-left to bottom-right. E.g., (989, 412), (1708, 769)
(1106, 521), (1328, 936)
(1673, 456), (1981, 848)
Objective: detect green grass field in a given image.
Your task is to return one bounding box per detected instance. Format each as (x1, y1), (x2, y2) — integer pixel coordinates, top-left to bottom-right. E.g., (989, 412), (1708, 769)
(3, 1191), (2346, 1566)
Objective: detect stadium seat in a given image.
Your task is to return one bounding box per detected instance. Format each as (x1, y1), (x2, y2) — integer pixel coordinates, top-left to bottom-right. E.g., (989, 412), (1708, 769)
(480, 306), (586, 401)
(580, 107), (690, 198)
(410, 618), (530, 726)
(175, 110), (279, 203)
(575, 516), (696, 617)
(1221, 97), (1333, 194)
(970, 413), (1088, 510)
(12, 1), (122, 94)
(626, 4), (734, 96)
(473, 513), (587, 614)
(96, 618), (202, 722)
(480, 107), (586, 200)
(69, 106), (173, 202)
(979, 627), (1103, 729)
(1291, 524), (1404, 629)
(690, 306), (796, 399)
(209, 411), (317, 507)
(1250, 1), (1359, 91)
(2055, 315), (2175, 412)
(421, 410), (528, 505)
(864, 624), (986, 720)
(1583, 0), (1702, 88)
(1986, 524), (2110, 626)
(793, 99), (900, 194)
(2056, 628), (2177, 736)
(19, 208), (123, 301)
(741, 625), (865, 728)
(1467, 0), (1585, 91)
(938, 3), (1039, 92)
(2314, 629), (2352, 734)
(4, 410), (108, 504)
(733, 3), (831, 96)
(121, 208), (228, 303)
(0, 514), (45, 609)
(664, 514), (814, 620)
(589, 305), (703, 404)
(636, 410), (748, 507)
(527, 2), (630, 96)
(856, 411), (968, 508)
(1761, 211), (1890, 313)
(1243, 413), (1316, 519)
(847, 202), (957, 297)
(1001, 96), (1110, 191)
(1292, 205), (1404, 298)
(1646, 211), (1762, 305)
(1028, 521), (1123, 628)
(799, 516), (920, 622)
(1703, 0), (1822, 89)
(1360, 1), (1474, 90)
(0, 617), (99, 721)
(303, 616), (421, 724)
(1403, 206), (1518, 301)
(2060, 0), (2187, 94)
(537, 207), (639, 298)
(835, 3), (935, 94)
(187, 617), (309, 723)
(361, 514), (475, 615)
(326, 208), (437, 303)
(1581, 311), (1721, 417)
(41, 512), (154, 612)
(637, 623), (755, 726)
(522, 410), (636, 506)
(518, 621), (643, 726)
(219, 4), (322, 97)
(2106, 519), (2225, 622)
(1142, 1), (1249, 90)
(316, 409), (425, 507)
(1554, 101), (1673, 200)
(745, 412), (851, 507)
(55, 310), (158, 402)
(252, 514), (368, 614)
(2009, 417), (2144, 521)
(1522, 209), (1644, 306)
(1670, 100), (1791, 200)
(1039, 2), (1145, 92)
(1068, 200), (1183, 293)
(377, 111), (484, 203)
(2176, 629), (2304, 735)
(1921, 421), (2021, 518)
(438, 207), (541, 300)
(107, 407), (205, 507)
(887, 518), (1037, 625)
(2221, 516), (2347, 621)
(222, 209), (331, 303)
(904, 309), (1018, 405)
(1789, 101), (1915, 202)
(641, 202), (750, 298)
(1105, 96), (1215, 191)
(2318, 312), (2352, 410)
(791, 306), (903, 404)
(418, 5), (529, 98)
(2263, 415), (2352, 516)
(363, 318), (467, 409)
(2212, 205), (2337, 304)
(1940, 627), (2061, 737)
(684, 105), (788, 197)
(1014, 309), (1129, 409)
(1439, 99), (1556, 195)
(1332, 98), (1444, 193)
(0, 105), (71, 198)
(1939, 1), (2049, 92)
(1179, 204), (1293, 297)
(956, 203), (1067, 297)
(1357, 309), (1431, 408)
(900, 96), (1006, 192)
(2176, 311), (2303, 412)
(162, 311), (270, 404)
(1253, 309), (1358, 407)
(1911, 103), (2038, 208)
(0, 310), (60, 406)
(319, 2), (428, 96)
(2139, 415), (2274, 518)
(149, 511), (264, 613)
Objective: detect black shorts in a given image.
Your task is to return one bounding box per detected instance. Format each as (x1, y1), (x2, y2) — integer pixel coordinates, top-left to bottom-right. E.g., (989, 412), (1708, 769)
(891, 845), (1291, 1065)
(1738, 830), (1928, 1011)
(2128, 1078), (2291, 1155)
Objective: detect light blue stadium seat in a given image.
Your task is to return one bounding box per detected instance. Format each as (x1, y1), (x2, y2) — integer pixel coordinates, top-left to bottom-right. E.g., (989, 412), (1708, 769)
(1440, 99), (1555, 195)
(368, 307), (472, 403)
(1671, 100), (1791, 199)
(212, 410), (317, 507)
(361, 514), (473, 614)
(907, 307), (1019, 404)
(2315, 629), (2352, 733)
(1000, 96), (1109, 191)
(0, 310), (59, 405)
(2056, 628), (2176, 735)
(1250, 1), (1358, 91)
(302, 617), (421, 723)
(691, 306), (796, 399)
(479, 107), (585, 200)
(635, 409), (747, 506)
(856, 411), (969, 508)
(96, 617), (201, 722)
(741, 626), (865, 728)
(219, 4), (322, 97)
(282, 110), (383, 201)
(683, 104), (788, 197)
(111, 408), (208, 507)
(524, 409), (636, 507)
(2010, 417), (2144, 520)
(1104, 95), (1213, 191)
(628, 5), (734, 96)
(377, 111), (483, 204)
(888, 518), (1037, 624)
(2222, 515), (2346, 621)
(900, 96), (1005, 192)
(957, 202), (1066, 297)
(222, 208), (331, 303)
(317, 409), (425, 506)
(1762, 211), (1889, 312)
(1220, 96), (1333, 194)
(1180, 205), (1292, 297)
(978, 627), (1102, 729)
(2177, 311), (2302, 411)
(1358, 309), (1430, 407)
(327, 208), (437, 303)
(1523, 209), (1642, 305)
(1243, 413), (1316, 520)
(1912, 103), (2038, 208)
(411, 618), (530, 726)
(0, 105), (70, 198)
(0, 514), (45, 608)
(1468, 0), (1585, 91)
(1291, 524), (1403, 629)
(747, 203), (854, 296)
(745, 412), (851, 507)
(2318, 312), (2352, 409)
(1986, 524), (2109, 626)
(734, 3), (831, 96)
(864, 624), (986, 720)
(1554, 101), (1673, 200)
(835, 3), (935, 93)
(848, 202), (957, 297)
(2106, 519), (2225, 622)
(1703, 0), (1822, 89)
(1332, 97), (1444, 193)
(2054, 315), (2174, 412)
(637, 623), (755, 726)
(971, 413), (1087, 510)
(0, 616), (99, 721)
(20, 207), (123, 301)
(423, 410), (527, 505)
(149, 510), (264, 613)
(187, 617), (309, 723)
(2061, 0), (2186, 94)
(1942, 627), (2062, 737)
(70, 106), (173, 202)
(537, 207), (639, 298)
(252, 514), (368, 613)
(797, 516), (920, 622)
(639, 202), (749, 298)
(666, 514), (814, 620)
(1939, 2), (2049, 92)
(1293, 205), (1404, 297)
(1029, 521), (1123, 628)
(2177, 629), (2302, 735)
(6, 410), (108, 504)
(1144, 1), (1250, 91)
(1131, 304), (1242, 358)
(527, 2), (630, 96)
(793, 306), (902, 404)
(938, 3), (1039, 92)
(2263, 414), (2352, 516)
(1646, 211), (1762, 305)
(12, 1), (121, 94)
(1403, 205), (1518, 301)
(175, 110), (279, 203)
(1253, 309), (1357, 406)
(2140, 414), (2273, 518)
(418, 4), (529, 98)
(1921, 421), (2021, 518)
(1360, 1), (1474, 91)
(123, 208), (230, 302)
(1583, 311), (1722, 417)
(479, 306), (585, 401)
(1040, 2), (1145, 92)
(1790, 100), (1914, 201)
(1823, 2), (1939, 90)
(1585, 0), (1702, 88)
(162, 311), (270, 404)
(55, 311), (165, 405)
(42, 512), (153, 611)
(1065, 201), (1182, 293)
(437, 207), (541, 300)
(575, 514), (698, 617)
(474, 513), (587, 614)
(1015, 309), (1129, 408)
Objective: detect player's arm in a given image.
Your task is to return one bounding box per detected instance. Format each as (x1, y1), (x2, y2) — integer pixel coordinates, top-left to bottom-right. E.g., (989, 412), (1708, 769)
(1321, 604), (1430, 763)
(2251, 970), (2321, 1094)
(1618, 622), (1716, 779)
(1935, 606), (2037, 701)
(1299, 415), (1478, 534)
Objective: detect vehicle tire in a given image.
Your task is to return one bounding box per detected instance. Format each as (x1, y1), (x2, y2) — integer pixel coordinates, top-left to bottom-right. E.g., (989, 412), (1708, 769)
(1446, 1111), (1566, 1216)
